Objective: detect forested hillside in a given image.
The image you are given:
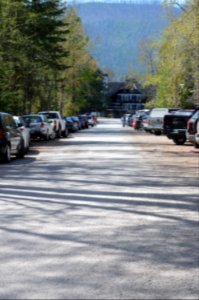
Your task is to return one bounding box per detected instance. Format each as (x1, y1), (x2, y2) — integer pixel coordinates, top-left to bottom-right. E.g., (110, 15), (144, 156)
(74, 2), (178, 79)
(0, 1), (104, 115)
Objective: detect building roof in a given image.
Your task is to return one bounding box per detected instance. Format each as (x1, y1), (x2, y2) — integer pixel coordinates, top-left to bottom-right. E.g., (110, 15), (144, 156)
(108, 81), (141, 97)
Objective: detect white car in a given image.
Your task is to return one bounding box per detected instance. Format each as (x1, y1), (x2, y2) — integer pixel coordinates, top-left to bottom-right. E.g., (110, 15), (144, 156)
(87, 115), (95, 127)
(22, 114), (55, 141)
(14, 116), (31, 153)
(38, 111), (67, 138)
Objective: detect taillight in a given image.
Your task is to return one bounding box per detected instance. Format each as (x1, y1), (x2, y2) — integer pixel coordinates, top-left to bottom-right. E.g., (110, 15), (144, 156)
(0, 128), (4, 139)
(187, 120), (194, 133)
(40, 122), (45, 128)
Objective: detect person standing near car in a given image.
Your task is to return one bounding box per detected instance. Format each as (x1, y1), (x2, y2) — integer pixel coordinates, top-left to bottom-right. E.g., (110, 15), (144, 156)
(121, 114), (126, 127)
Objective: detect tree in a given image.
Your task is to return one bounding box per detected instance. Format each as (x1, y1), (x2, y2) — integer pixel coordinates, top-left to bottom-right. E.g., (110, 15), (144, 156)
(0, 1), (105, 115)
(59, 7), (104, 115)
(0, 0), (69, 114)
(142, 0), (199, 108)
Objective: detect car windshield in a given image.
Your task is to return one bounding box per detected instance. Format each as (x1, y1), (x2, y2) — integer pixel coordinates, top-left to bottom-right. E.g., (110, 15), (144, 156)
(192, 111), (199, 119)
(40, 113), (58, 119)
(22, 116), (42, 123)
(174, 111), (193, 116)
(150, 110), (168, 117)
(66, 117), (72, 122)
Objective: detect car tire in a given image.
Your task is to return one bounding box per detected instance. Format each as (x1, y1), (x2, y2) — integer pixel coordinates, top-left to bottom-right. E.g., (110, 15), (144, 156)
(45, 131), (49, 141)
(56, 127), (62, 138)
(154, 131), (161, 136)
(62, 127), (68, 138)
(25, 146), (29, 154)
(194, 142), (199, 148)
(50, 131), (56, 140)
(173, 137), (186, 145)
(2, 145), (11, 163)
(16, 139), (25, 159)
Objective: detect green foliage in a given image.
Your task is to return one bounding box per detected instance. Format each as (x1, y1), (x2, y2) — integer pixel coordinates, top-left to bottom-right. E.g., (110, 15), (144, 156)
(142, 0), (199, 108)
(0, 1), (105, 115)
(58, 6), (104, 116)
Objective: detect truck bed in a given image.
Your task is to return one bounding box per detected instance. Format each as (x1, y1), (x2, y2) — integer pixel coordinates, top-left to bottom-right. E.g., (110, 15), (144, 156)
(163, 110), (194, 144)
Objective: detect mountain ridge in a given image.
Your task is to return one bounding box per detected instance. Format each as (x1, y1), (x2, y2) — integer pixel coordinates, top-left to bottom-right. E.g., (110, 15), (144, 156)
(73, 2), (178, 79)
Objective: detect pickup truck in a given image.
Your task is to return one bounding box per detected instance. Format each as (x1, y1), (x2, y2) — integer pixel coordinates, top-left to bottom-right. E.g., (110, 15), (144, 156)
(38, 111), (67, 138)
(163, 110), (194, 145)
(148, 108), (178, 135)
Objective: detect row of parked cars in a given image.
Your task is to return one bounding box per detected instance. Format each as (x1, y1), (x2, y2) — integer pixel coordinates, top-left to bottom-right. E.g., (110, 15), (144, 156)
(125, 107), (199, 148)
(0, 111), (98, 163)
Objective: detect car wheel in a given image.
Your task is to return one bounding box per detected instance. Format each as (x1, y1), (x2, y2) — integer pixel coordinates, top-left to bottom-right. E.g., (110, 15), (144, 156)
(16, 139), (25, 159)
(173, 137), (186, 145)
(45, 131), (49, 141)
(2, 145), (11, 163)
(62, 127), (68, 138)
(50, 131), (56, 140)
(194, 142), (199, 148)
(56, 127), (62, 138)
(25, 146), (29, 154)
(154, 131), (161, 136)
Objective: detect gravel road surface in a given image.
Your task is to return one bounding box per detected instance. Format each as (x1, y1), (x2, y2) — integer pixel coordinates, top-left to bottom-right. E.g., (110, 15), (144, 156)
(0, 118), (198, 299)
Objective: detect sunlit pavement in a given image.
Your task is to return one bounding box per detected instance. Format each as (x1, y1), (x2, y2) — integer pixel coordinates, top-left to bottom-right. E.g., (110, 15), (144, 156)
(0, 118), (198, 299)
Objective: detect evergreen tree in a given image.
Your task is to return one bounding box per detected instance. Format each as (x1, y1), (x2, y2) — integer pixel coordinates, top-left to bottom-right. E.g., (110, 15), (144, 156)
(60, 7), (104, 115)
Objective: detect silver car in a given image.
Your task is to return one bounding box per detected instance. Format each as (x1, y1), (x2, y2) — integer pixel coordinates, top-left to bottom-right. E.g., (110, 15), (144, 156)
(14, 116), (31, 153)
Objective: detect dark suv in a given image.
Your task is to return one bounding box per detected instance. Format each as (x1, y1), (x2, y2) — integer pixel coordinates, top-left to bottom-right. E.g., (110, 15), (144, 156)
(0, 112), (25, 163)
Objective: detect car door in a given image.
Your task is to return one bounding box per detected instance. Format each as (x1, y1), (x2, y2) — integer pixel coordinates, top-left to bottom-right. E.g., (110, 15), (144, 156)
(5, 114), (21, 151)
(43, 116), (51, 135)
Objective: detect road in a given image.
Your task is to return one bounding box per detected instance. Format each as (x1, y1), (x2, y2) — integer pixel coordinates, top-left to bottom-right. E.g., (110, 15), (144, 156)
(0, 118), (199, 299)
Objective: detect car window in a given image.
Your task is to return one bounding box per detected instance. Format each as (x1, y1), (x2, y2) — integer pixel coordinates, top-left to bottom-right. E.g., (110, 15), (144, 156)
(150, 109), (168, 117)
(43, 116), (49, 122)
(192, 111), (199, 120)
(3, 115), (10, 127)
(3, 114), (16, 128)
(22, 116), (42, 123)
(14, 117), (25, 126)
(40, 113), (58, 119)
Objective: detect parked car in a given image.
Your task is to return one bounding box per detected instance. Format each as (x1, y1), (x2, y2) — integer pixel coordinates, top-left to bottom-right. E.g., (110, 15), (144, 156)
(22, 114), (55, 140)
(132, 114), (142, 130)
(90, 112), (98, 124)
(195, 119), (199, 148)
(71, 116), (81, 130)
(38, 111), (67, 138)
(64, 117), (77, 133)
(186, 108), (199, 147)
(163, 110), (194, 145)
(123, 114), (132, 126)
(142, 115), (150, 132)
(131, 110), (151, 130)
(14, 116), (31, 153)
(148, 108), (178, 135)
(78, 115), (89, 129)
(127, 114), (133, 127)
(87, 115), (95, 127)
(0, 112), (25, 163)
